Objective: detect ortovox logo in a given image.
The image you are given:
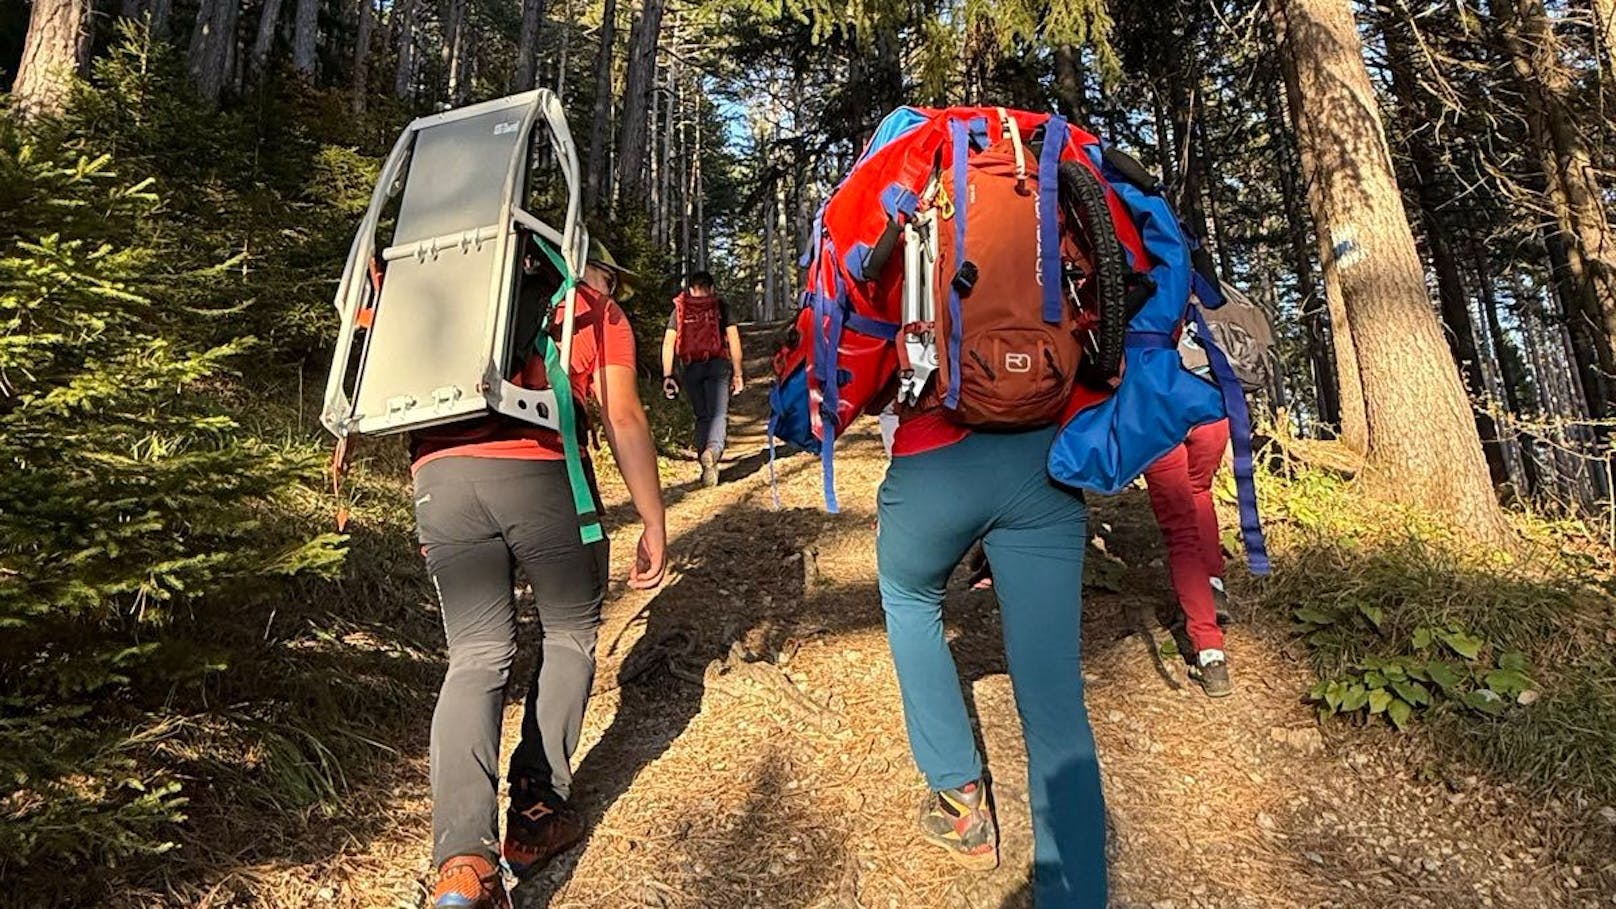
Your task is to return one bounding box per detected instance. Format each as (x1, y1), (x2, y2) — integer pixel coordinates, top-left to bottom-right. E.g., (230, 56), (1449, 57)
(1005, 352), (1032, 373)
(494, 121), (520, 136)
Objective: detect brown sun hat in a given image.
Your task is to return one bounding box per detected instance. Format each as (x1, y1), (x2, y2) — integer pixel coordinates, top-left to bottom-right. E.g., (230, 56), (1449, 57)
(587, 240), (638, 302)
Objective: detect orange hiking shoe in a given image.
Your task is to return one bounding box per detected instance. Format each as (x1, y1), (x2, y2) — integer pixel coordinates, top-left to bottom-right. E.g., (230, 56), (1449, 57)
(918, 779), (999, 871)
(503, 779), (585, 879)
(429, 854), (509, 909)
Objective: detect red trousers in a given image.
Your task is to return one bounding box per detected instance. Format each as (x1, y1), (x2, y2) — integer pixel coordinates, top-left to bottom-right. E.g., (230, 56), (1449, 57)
(1143, 419), (1229, 653)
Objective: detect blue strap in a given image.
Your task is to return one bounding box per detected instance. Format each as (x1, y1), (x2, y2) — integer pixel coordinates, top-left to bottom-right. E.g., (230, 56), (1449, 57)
(1190, 305), (1270, 575)
(881, 185), (919, 219)
(821, 422), (840, 513)
(845, 313), (900, 340)
(1124, 330), (1176, 349)
(1190, 271), (1224, 309)
(945, 120), (969, 410)
(968, 117), (991, 151)
(1037, 114), (1068, 324)
(812, 255), (845, 514)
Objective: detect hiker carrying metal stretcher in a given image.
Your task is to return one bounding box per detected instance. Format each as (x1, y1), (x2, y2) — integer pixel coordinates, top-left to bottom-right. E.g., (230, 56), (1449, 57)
(318, 92), (666, 909)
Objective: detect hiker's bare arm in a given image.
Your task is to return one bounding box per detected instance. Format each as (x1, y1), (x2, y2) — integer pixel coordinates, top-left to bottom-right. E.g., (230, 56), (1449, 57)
(726, 325), (744, 393)
(595, 362), (667, 589)
(661, 329), (677, 380)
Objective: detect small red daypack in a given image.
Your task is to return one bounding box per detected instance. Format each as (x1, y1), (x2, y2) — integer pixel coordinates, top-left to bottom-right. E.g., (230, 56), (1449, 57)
(674, 292), (726, 363)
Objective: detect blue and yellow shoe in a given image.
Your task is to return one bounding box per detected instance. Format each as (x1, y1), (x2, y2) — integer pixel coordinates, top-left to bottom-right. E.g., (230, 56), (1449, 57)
(429, 854), (509, 909)
(918, 780), (999, 871)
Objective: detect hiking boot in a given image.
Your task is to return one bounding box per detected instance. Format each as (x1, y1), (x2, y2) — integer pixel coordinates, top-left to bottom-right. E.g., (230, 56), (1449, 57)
(1190, 649), (1233, 698)
(503, 782), (585, 879)
(430, 855), (510, 909)
(698, 449), (720, 487)
(918, 780), (999, 871)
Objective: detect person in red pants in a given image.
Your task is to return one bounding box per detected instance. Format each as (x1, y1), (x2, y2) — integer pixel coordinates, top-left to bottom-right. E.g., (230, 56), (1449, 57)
(1143, 417), (1233, 697)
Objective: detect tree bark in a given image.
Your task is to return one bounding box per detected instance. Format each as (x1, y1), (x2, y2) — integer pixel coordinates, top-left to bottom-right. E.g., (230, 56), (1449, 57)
(250, 0), (285, 77)
(12, 0), (92, 116)
(1264, 40), (1340, 433)
(585, 0), (619, 212)
(1053, 44), (1088, 122)
(291, 0), (317, 75)
(120, 0), (143, 21)
(443, 0), (470, 104)
(391, 0), (415, 99)
(514, 0), (547, 91)
(1272, 0), (1367, 451)
(1498, 0), (1616, 417)
(351, 0), (373, 109)
(186, 0), (240, 107)
(616, 0), (666, 210)
(1270, 0), (1509, 537)
(149, 0), (171, 35)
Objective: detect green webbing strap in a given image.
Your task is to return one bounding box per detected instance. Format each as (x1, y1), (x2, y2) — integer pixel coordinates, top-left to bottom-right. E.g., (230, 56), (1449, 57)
(528, 234), (604, 545)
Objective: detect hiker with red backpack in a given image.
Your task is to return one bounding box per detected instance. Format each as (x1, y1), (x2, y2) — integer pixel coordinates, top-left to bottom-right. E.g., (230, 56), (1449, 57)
(769, 106), (1270, 908)
(662, 270), (744, 486)
(419, 242), (668, 909)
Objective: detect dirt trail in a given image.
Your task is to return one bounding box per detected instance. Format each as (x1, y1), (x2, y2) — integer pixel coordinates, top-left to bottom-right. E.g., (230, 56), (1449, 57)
(289, 326), (1611, 909)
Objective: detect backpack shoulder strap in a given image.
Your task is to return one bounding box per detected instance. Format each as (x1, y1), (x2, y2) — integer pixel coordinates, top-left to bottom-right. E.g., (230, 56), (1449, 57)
(1036, 114), (1068, 324)
(1189, 304), (1269, 575)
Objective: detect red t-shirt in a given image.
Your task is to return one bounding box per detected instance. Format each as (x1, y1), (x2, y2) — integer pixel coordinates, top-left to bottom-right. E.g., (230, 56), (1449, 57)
(410, 285), (637, 471)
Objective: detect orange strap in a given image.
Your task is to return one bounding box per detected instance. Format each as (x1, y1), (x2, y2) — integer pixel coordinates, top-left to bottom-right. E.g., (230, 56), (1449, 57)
(329, 436), (353, 532)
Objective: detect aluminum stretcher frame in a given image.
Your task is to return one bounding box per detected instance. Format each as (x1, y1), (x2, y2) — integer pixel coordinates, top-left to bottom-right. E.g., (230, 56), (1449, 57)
(320, 90), (590, 440)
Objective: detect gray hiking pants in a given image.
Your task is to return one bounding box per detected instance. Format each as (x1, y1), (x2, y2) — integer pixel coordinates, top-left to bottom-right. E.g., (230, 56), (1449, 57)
(682, 357), (732, 457)
(413, 456), (608, 866)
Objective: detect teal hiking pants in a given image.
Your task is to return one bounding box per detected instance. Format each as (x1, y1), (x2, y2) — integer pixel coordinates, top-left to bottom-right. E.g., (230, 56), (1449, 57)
(876, 426), (1107, 908)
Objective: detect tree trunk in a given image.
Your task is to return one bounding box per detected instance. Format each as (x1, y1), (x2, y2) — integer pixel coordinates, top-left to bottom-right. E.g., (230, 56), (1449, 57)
(392, 0), (415, 99)
(1381, 14), (1509, 487)
(1053, 44), (1088, 122)
(12, 0), (92, 116)
(350, 0), (372, 109)
(763, 182), (777, 322)
(1470, 240), (1534, 495)
(585, 0), (619, 212)
(186, 0), (240, 107)
(554, 0), (571, 92)
(250, 0), (285, 77)
(149, 0), (170, 35)
(120, 0), (143, 21)
(444, 0), (470, 104)
(1264, 42), (1340, 433)
(291, 0), (317, 75)
(1499, 0), (1616, 417)
(1270, 0), (1509, 537)
(514, 0), (547, 91)
(1273, 0), (1363, 446)
(1592, 0), (1616, 85)
(616, 0), (666, 210)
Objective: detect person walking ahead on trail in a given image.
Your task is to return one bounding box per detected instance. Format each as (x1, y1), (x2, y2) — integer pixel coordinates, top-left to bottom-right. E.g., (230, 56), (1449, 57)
(879, 415), (1107, 907)
(419, 242), (667, 909)
(661, 270), (744, 487)
(1144, 291), (1275, 699)
(1144, 415), (1234, 698)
